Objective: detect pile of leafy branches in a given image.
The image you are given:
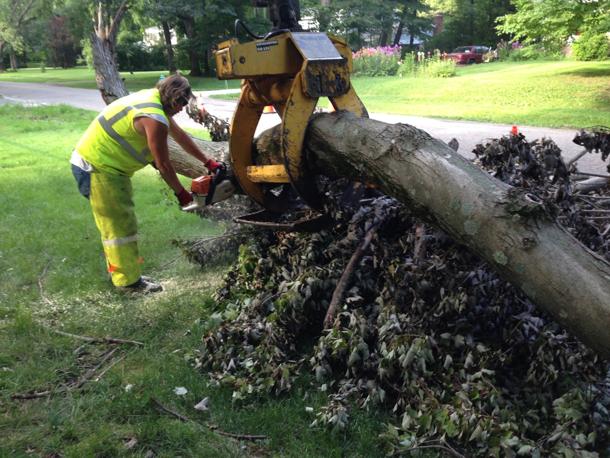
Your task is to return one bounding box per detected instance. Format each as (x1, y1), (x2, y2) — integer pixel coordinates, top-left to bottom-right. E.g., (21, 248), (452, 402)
(186, 132), (610, 456)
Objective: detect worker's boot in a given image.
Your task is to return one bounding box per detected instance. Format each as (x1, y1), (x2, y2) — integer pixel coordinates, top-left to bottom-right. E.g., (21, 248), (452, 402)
(121, 277), (163, 294)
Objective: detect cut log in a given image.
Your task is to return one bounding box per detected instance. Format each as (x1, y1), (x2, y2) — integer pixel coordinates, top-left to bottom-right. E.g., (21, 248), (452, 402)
(167, 137), (227, 178)
(250, 112), (610, 358)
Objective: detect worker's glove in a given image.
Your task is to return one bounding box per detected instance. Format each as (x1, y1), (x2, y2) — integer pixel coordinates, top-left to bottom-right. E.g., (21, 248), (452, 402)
(205, 159), (224, 173)
(175, 188), (193, 207)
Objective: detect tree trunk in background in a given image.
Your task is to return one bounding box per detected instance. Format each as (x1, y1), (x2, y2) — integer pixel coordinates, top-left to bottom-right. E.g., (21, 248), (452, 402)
(202, 49), (210, 76)
(379, 29), (388, 47)
(161, 21), (176, 73)
(182, 16), (202, 77)
(90, 0), (129, 104)
(166, 113), (610, 359)
(0, 42), (5, 72)
(91, 32), (128, 104)
(9, 49), (18, 70)
(393, 19), (404, 46)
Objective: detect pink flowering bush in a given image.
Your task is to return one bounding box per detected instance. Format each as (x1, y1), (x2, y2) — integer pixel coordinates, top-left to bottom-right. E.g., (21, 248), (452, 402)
(352, 45), (401, 76)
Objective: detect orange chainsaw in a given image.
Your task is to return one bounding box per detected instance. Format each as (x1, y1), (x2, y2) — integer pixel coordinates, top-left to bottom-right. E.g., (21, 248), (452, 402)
(181, 165), (238, 212)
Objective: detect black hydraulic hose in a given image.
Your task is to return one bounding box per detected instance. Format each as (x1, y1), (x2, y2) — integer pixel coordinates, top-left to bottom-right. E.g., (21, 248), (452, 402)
(234, 19), (263, 40)
(263, 29), (291, 40)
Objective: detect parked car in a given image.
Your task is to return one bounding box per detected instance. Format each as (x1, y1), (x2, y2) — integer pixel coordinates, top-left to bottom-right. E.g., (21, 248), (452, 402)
(447, 46), (490, 64)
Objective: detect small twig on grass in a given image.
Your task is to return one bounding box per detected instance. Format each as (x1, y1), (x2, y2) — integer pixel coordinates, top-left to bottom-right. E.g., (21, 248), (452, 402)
(158, 253), (183, 270)
(70, 347), (120, 389)
(152, 398), (267, 442)
(324, 224), (378, 328)
(206, 424), (268, 441)
(183, 230), (259, 252)
(37, 261), (55, 306)
(47, 328), (144, 346)
(93, 352), (127, 382)
(10, 389), (53, 400)
(153, 397), (191, 421)
(11, 347), (123, 400)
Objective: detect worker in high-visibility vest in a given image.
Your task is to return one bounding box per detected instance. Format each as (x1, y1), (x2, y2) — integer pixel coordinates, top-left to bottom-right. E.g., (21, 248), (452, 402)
(70, 74), (221, 293)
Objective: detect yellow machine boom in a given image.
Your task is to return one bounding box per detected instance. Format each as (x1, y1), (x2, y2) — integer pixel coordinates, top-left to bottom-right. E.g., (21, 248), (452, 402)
(214, 1), (368, 226)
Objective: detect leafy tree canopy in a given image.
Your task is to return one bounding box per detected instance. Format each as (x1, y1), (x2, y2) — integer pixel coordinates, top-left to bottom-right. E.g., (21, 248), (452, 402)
(497, 0), (610, 51)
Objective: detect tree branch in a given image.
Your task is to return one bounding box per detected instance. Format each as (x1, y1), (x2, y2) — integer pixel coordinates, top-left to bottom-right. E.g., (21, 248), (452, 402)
(152, 398), (267, 441)
(108, 0), (129, 44)
(324, 224), (378, 328)
(13, 0), (36, 28)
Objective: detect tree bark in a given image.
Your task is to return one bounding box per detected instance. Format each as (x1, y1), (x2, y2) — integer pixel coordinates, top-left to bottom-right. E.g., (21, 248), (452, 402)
(161, 20), (176, 73)
(0, 42), (5, 72)
(90, 0), (129, 104)
(9, 48), (18, 70)
(167, 137), (227, 178)
(379, 30), (389, 47)
(393, 19), (404, 46)
(246, 113), (610, 358)
(91, 33), (128, 104)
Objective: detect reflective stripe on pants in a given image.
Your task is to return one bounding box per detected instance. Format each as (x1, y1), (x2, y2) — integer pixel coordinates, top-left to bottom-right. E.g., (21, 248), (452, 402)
(89, 171), (141, 287)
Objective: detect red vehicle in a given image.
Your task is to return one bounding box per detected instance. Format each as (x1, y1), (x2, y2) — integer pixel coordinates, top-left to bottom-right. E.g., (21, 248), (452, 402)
(447, 46), (490, 64)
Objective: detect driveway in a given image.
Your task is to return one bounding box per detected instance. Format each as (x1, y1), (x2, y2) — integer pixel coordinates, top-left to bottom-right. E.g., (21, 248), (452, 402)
(1, 81), (606, 174)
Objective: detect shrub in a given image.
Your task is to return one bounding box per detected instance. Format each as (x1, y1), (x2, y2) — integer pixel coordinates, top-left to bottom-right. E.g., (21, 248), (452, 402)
(353, 45), (401, 76)
(423, 58), (457, 78)
(572, 32), (609, 61)
(397, 53), (416, 77)
(80, 39), (94, 69)
(398, 53), (456, 79)
(117, 41), (166, 71)
(507, 45), (562, 61)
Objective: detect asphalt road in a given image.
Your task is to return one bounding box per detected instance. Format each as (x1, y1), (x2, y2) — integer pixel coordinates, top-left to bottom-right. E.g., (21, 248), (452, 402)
(1, 81), (606, 174)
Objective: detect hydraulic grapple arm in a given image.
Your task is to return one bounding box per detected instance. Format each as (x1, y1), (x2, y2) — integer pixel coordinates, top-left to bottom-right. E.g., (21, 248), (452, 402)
(214, 0), (368, 216)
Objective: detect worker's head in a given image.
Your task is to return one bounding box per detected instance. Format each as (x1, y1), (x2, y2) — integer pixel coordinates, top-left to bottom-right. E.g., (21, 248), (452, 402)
(156, 74), (194, 116)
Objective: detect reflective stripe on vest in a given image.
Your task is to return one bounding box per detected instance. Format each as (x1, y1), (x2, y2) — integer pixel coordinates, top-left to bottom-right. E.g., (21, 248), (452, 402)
(97, 102), (164, 165)
(75, 89), (169, 176)
(102, 234), (138, 247)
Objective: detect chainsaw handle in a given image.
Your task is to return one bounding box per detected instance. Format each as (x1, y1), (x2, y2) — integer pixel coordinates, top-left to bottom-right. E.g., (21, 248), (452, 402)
(205, 164), (227, 205)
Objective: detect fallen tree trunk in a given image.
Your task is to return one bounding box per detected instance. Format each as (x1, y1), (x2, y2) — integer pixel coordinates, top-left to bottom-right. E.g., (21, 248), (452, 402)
(167, 137), (226, 178)
(166, 111), (610, 357)
(253, 112), (610, 358)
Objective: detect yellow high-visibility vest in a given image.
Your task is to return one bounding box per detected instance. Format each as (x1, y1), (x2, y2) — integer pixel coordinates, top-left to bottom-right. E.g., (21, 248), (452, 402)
(75, 89), (169, 176)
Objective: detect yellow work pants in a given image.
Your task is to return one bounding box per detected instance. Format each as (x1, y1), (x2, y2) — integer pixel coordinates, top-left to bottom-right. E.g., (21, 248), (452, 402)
(89, 171), (141, 287)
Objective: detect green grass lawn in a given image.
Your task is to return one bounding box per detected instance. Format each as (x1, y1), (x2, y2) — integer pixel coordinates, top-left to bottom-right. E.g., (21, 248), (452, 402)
(2, 61), (608, 127)
(0, 104), (386, 457)
(210, 60), (610, 128)
(0, 66), (240, 92)
(353, 61), (610, 128)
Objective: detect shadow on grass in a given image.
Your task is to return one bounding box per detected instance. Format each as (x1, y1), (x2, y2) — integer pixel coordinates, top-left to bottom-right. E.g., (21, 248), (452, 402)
(558, 65), (610, 78)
